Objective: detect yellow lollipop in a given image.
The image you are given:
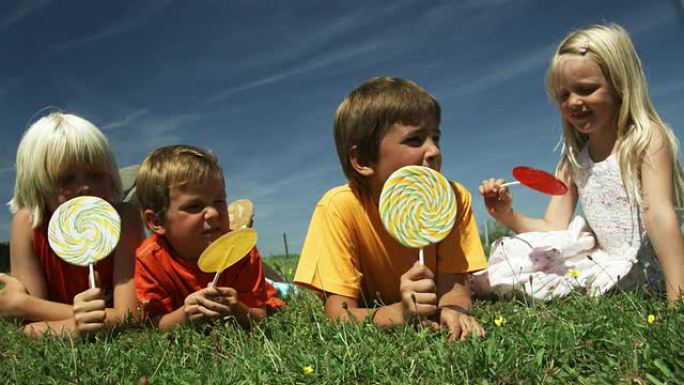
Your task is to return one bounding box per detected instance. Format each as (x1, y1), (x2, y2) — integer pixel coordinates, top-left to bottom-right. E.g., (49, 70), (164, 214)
(48, 196), (121, 288)
(379, 165), (457, 264)
(198, 228), (258, 287)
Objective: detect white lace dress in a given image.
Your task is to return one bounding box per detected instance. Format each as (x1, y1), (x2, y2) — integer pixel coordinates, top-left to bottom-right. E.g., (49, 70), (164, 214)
(472, 147), (662, 300)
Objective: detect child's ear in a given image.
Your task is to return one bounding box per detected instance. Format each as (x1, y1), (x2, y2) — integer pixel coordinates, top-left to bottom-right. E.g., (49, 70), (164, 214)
(143, 209), (166, 235)
(349, 145), (375, 177)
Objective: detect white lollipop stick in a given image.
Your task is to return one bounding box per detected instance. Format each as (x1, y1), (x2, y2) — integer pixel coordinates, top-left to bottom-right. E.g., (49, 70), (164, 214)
(418, 248), (424, 266)
(499, 181), (520, 188)
(89, 263), (96, 289)
(210, 272), (221, 288)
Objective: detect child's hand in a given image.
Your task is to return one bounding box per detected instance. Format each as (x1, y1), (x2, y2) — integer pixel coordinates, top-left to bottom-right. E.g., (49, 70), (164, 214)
(439, 307), (485, 342)
(399, 262), (437, 321)
(205, 286), (241, 314)
(72, 287), (106, 336)
(183, 287), (235, 323)
(479, 178), (513, 219)
(0, 273), (29, 318)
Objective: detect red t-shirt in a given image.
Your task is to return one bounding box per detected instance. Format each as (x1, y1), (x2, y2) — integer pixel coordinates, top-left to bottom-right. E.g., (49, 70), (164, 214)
(33, 222), (114, 305)
(135, 233), (285, 319)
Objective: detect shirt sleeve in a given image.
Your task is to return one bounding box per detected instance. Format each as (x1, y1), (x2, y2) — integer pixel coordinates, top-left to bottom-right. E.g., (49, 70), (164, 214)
(229, 247), (285, 309)
(437, 182), (488, 274)
(294, 197), (362, 299)
(134, 256), (176, 320)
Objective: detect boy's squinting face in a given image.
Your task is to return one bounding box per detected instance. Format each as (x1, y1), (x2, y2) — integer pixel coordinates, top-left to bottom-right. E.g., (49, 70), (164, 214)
(556, 54), (619, 138)
(157, 172), (230, 260)
(50, 166), (113, 211)
(367, 122), (441, 195)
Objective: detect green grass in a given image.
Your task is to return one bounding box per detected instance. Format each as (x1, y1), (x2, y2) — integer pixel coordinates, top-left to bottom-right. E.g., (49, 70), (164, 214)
(1, 255), (683, 384)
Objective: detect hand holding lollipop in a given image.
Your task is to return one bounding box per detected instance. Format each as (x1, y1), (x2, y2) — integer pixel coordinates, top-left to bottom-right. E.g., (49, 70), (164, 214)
(48, 196), (121, 289)
(198, 228), (257, 287)
(379, 165), (457, 265)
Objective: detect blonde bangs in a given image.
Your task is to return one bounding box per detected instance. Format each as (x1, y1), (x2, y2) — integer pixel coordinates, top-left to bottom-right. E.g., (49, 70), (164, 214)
(8, 112), (121, 227)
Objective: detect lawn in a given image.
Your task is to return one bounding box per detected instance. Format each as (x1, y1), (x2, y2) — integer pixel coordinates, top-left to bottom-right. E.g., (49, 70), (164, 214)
(0, 254), (682, 384)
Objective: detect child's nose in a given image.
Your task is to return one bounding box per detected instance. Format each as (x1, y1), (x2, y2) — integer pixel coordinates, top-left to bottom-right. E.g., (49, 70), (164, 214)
(423, 139), (441, 167)
(204, 205), (220, 220)
(76, 179), (93, 195)
(568, 93), (583, 107)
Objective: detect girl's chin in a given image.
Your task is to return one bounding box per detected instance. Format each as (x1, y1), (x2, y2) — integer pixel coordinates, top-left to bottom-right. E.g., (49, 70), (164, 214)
(572, 122), (593, 134)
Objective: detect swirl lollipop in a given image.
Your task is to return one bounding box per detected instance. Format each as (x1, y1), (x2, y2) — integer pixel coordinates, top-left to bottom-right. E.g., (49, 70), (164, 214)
(379, 165), (457, 265)
(48, 196), (121, 288)
(198, 228), (258, 287)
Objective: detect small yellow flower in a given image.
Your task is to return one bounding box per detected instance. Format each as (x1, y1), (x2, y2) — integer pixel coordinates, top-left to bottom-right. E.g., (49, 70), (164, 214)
(567, 269), (581, 279)
(494, 315), (505, 327)
(647, 314), (655, 324)
(303, 366), (314, 375)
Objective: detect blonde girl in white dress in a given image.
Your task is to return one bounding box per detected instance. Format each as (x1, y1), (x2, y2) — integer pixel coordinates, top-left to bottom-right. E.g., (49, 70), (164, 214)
(475, 23), (684, 304)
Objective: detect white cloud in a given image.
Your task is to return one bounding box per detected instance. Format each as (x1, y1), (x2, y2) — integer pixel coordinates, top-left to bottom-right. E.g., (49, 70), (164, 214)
(208, 39), (387, 103)
(103, 110), (204, 165)
(652, 81), (684, 100)
(49, 0), (173, 51)
(101, 108), (150, 131)
(0, 0), (52, 32)
(209, 0), (501, 103)
(443, 43), (554, 99)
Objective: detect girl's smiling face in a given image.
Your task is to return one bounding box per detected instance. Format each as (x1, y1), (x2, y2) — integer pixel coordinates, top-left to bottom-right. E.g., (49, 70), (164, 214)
(555, 54), (620, 138)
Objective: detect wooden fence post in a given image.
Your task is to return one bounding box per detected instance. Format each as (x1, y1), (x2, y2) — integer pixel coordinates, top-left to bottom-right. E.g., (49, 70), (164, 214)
(283, 233), (289, 259)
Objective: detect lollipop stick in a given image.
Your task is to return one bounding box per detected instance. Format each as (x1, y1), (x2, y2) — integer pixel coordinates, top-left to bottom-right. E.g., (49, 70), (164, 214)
(419, 248), (424, 266)
(88, 263), (96, 289)
(210, 272), (222, 288)
(500, 181), (521, 188)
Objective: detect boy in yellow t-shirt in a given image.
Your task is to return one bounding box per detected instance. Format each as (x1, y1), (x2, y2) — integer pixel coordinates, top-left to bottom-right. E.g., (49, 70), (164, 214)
(294, 77), (487, 341)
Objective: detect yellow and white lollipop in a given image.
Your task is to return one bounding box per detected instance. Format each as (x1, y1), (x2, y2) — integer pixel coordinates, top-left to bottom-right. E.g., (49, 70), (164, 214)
(198, 228), (258, 287)
(48, 196), (121, 288)
(379, 165), (457, 265)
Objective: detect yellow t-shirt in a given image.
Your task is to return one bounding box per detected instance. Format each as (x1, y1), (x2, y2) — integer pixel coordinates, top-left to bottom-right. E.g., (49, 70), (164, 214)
(294, 182), (487, 306)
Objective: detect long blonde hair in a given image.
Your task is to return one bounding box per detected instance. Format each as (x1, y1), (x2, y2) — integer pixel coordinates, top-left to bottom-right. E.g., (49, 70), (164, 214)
(8, 112), (123, 227)
(546, 23), (684, 217)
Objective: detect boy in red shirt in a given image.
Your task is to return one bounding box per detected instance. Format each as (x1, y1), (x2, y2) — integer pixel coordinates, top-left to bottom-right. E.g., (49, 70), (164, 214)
(135, 145), (283, 330)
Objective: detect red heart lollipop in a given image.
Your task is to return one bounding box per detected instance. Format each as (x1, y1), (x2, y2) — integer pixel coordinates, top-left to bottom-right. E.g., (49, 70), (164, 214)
(501, 166), (568, 195)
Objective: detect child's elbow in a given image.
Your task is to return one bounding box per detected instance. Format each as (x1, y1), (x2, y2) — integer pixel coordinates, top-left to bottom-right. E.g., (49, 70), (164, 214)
(644, 204), (680, 232)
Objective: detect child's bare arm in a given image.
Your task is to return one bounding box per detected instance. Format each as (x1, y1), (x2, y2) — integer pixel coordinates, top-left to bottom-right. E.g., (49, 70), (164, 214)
(157, 288), (227, 330)
(206, 286), (267, 327)
(324, 293), (405, 326)
(21, 279), (109, 338)
(157, 286), (265, 330)
(106, 203), (145, 324)
(641, 125), (684, 304)
(479, 163), (578, 233)
(0, 274), (71, 321)
(323, 262), (437, 327)
(9, 209), (49, 299)
(437, 272), (484, 341)
(4, 209), (72, 321)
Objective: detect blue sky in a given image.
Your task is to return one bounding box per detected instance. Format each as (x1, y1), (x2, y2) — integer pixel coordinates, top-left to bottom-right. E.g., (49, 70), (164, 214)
(1, 0), (683, 256)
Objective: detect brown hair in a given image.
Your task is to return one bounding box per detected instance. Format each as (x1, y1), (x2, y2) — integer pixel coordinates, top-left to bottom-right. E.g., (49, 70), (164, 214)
(136, 144), (224, 218)
(333, 77), (441, 188)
